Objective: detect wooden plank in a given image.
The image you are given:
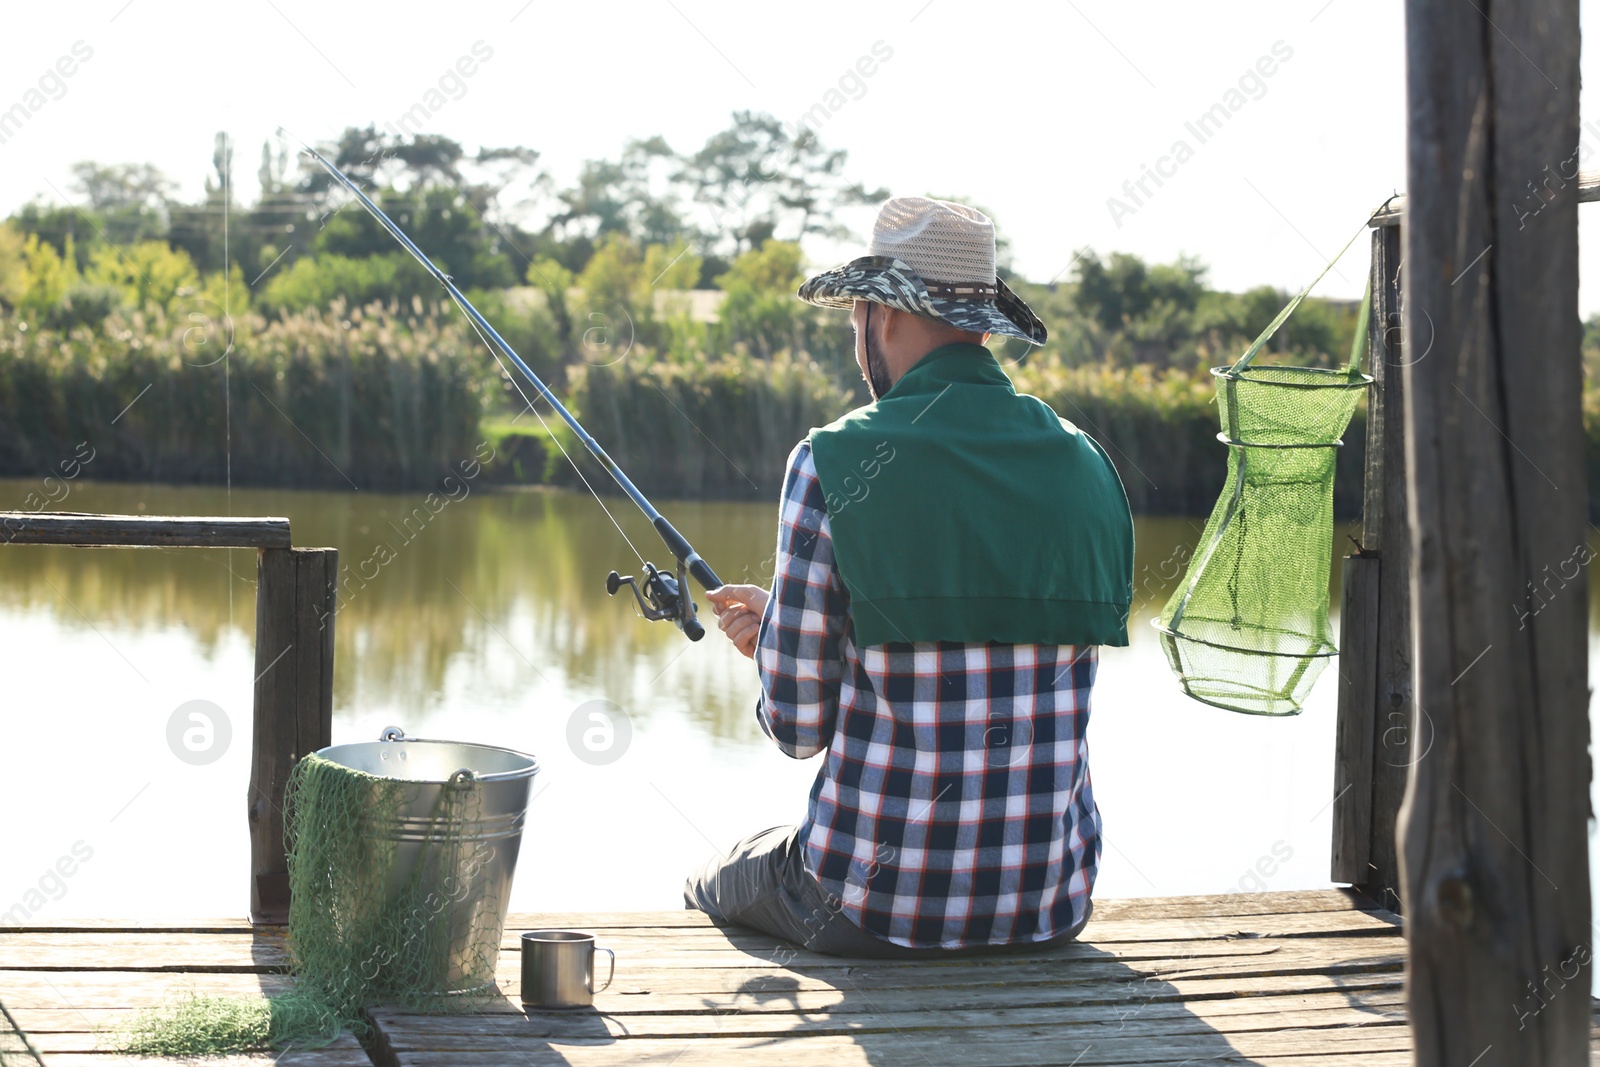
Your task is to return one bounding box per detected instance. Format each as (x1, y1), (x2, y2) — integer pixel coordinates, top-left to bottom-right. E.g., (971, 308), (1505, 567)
(0, 919), (254, 934)
(1365, 221), (1412, 913)
(1331, 553), (1379, 883)
(1368, 169), (1600, 226)
(484, 942), (1404, 988)
(500, 889), (1388, 933)
(0, 888), (1385, 936)
(27, 1030), (369, 1058)
(17, 989), (1408, 1034)
(0, 928), (1395, 977)
(0, 970), (1405, 1023)
(378, 1023), (1416, 1067)
(373, 1008), (1408, 1050)
(249, 547), (337, 924)
(1401, 0), (1592, 1063)
(0, 931), (288, 971)
(0, 972), (292, 1009)
(1330, 231), (1391, 891)
(0, 896), (1420, 1067)
(0, 513), (291, 548)
(492, 927), (1393, 962)
(38, 1051), (369, 1067)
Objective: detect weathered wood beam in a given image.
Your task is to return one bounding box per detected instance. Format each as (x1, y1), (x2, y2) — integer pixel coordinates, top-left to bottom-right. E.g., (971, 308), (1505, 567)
(248, 547), (337, 925)
(1331, 554), (1378, 884)
(0, 513), (291, 548)
(1369, 170), (1600, 226)
(1401, 0), (1590, 1062)
(1331, 225), (1414, 908)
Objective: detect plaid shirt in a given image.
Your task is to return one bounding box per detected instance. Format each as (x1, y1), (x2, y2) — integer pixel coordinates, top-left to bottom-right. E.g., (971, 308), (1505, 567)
(754, 441), (1102, 949)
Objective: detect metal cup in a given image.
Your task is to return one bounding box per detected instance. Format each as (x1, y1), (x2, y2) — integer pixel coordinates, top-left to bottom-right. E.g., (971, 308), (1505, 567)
(520, 930), (615, 1008)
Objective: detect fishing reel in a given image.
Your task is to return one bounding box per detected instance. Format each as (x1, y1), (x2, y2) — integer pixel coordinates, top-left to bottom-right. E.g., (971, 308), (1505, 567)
(606, 561), (705, 641)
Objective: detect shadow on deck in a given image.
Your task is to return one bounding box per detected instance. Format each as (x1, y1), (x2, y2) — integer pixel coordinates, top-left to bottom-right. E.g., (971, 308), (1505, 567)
(0, 888), (1579, 1065)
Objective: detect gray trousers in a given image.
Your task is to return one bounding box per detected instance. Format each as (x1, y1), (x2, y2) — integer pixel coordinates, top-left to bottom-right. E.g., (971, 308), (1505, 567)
(683, 825), (1092, 959)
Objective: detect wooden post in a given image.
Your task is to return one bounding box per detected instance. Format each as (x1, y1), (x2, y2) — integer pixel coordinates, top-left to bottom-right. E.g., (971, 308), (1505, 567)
(1330, 224), (1413, 910)
(1402, 0), (1590, 1062)
(249, 546), (337, 924)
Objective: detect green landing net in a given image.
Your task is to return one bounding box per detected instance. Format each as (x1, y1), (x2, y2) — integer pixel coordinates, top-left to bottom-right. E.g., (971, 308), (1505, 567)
(1155, 227), (1373, 717)
(120, 753), (500, 1056)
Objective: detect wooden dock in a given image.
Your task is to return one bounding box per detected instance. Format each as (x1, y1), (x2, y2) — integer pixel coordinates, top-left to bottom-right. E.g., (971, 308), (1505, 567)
(0, 888), (1511, 1067)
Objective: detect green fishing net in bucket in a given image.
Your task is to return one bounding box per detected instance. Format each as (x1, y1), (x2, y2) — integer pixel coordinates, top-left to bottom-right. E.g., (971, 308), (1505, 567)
(1155, 240), (1372, 717)
(120, 730), (535, 1055)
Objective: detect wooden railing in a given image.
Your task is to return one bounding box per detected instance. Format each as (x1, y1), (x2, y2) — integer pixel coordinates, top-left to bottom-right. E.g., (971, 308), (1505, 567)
(0, 512), (336, 924)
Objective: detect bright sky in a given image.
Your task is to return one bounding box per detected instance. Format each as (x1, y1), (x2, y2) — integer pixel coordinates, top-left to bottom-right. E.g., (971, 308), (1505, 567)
(3, 0), (1599, 312)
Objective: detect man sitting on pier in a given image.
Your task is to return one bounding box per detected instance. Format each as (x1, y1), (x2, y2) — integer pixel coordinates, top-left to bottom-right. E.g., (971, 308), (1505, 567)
(690, 197), (1135, 957)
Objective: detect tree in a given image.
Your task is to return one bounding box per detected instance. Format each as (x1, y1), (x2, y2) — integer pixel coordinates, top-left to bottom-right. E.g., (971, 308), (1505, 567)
(677, 111), (886, 258)
(84, 240), (199, 311)
(68, 161), (174, 246)
(17, 233), (78, 315)
(714, 240), (806, 358)
(0, 225), (26, 308)
(527, 256), (576, 360)
(1071, 251), (1206, 332)
(547, 137), (685, 248)
(167, 132), (236, 274)
(576, 233), (649, 328)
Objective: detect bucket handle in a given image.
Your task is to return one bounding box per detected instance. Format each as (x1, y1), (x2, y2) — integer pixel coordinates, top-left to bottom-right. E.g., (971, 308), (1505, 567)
(379, 725), (406, 742)
(450, 768), (478, 785)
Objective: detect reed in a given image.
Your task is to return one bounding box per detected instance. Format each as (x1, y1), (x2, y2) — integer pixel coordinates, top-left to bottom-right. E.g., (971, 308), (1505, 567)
(550, 352), (856, 500)
(0, 300), (490, 490)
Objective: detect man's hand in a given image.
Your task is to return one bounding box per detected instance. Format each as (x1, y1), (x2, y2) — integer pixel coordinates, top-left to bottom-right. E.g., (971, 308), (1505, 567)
(705, 585), (771, 660)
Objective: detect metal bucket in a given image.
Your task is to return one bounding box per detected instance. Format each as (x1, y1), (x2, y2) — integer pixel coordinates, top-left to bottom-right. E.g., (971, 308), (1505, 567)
(312, 725), (539, 992)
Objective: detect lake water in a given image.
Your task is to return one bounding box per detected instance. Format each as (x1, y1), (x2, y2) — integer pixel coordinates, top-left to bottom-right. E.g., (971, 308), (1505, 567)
(0, 478), (1594, 927)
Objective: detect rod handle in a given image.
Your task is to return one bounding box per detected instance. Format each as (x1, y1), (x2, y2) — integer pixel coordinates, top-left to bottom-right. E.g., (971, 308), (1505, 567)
(652, 517), (722, 590)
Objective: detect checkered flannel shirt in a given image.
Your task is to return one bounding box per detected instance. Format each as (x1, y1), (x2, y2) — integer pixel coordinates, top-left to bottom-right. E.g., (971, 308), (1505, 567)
(753, 440), (1102, 949)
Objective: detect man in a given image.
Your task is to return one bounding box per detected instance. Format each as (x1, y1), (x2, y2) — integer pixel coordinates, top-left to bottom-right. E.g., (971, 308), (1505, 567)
(688, 196), (1134, 957)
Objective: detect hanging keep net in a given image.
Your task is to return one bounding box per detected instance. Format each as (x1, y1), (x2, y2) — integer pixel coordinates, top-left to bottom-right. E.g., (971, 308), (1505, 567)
(1155, 233), (1373, 717)
(120, 730), (536, 1056)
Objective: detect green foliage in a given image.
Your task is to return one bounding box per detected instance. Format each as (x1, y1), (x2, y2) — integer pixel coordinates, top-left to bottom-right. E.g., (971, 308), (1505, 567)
(576, 233), (649, 325)
(677, 111), (887, 256)
(1073, 251), (1206, 332)
(714, 240), (807, 358)
(18, 233), (78, 315)
(260, 252), (435, 314)
(572, 235), (705, 355)
(526, 256), (576, 360)
(559, 352), (853, 498)
(467, 286), (562, 390)
(646, 240), (701, 291)
(0, 301), (490, 489)
(83, 240), (199, 312)
(1582, 312), (1600, 382)
(1010, 360), (1368, 519)
(0, 225), (25, 308)
(312, 186), (516, 290)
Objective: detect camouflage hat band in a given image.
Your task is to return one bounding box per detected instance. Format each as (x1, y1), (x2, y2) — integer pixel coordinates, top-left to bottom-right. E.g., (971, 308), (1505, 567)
(797, 256), (1048, 346)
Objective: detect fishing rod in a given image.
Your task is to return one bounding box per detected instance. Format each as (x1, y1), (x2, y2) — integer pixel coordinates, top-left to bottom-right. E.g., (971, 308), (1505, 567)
(289, 131), (719, 641)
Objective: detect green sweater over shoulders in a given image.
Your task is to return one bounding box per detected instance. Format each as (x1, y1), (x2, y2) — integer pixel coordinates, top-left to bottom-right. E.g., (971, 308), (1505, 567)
(807, 343), (1134, 648)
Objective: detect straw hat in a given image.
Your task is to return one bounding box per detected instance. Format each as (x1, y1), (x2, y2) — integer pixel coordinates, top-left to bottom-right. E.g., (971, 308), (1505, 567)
(797, 196), (1047, 346)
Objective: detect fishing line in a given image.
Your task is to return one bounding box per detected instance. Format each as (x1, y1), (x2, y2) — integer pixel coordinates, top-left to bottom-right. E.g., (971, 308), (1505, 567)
(451, 292), (646, 565)
(284, 128), (714, 640)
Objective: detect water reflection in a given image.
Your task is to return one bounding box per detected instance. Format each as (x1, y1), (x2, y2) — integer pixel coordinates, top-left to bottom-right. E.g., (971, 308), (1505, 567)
(0, 482), (1373, 734)
(2, 477), (1550, 921)
(0, 482), (800, 739)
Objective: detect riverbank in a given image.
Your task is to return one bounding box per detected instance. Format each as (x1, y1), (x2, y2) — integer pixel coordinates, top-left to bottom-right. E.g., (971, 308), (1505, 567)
(8, 303), (1600, 518)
